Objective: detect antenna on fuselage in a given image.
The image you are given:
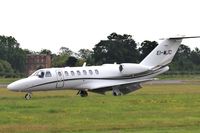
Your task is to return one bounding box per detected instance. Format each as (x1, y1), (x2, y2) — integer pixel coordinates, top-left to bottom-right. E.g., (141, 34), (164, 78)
(82, 62), (86, 67)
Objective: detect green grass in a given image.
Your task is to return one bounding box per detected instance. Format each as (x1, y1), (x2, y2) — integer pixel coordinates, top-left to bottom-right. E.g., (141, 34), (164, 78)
(158, 74), (200, 80)
(0, 83), (200, 133)
(0, 77), (20, 84)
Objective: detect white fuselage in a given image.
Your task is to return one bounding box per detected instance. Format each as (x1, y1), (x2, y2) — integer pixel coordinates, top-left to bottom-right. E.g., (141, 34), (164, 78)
(7, 64), (168, 92)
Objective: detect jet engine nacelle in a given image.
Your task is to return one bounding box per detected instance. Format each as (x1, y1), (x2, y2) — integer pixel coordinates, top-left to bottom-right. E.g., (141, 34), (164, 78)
(119, 63), (150, 75)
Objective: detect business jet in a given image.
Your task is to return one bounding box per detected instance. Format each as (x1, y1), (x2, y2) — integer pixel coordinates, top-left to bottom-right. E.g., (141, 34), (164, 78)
(7, 36), (200, 99)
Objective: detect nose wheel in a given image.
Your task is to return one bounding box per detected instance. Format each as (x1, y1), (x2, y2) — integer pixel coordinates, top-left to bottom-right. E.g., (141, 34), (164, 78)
(25, 93), (32, 100)
(77, 90), (88, 97)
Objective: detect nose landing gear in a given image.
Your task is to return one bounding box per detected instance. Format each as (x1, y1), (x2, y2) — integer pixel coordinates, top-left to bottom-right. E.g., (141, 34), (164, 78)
(77, 90), (88, 97)
(25, 93), (32, 100)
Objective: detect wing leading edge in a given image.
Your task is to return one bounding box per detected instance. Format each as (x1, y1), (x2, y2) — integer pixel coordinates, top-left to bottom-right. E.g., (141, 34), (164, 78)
(85, 78), (155, 95)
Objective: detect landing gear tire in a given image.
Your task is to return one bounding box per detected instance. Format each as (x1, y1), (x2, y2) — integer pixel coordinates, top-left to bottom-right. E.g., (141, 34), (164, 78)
(25, 93), (32, 100)
(112, 92), (122, 96)
(77, 90), (88, 97)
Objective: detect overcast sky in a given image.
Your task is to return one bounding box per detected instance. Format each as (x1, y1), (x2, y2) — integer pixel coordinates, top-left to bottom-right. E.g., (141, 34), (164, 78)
(1, 0), (200, 53)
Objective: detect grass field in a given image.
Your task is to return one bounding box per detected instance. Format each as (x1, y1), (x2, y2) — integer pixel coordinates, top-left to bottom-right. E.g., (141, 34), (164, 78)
(158, 74), (200, 80)
(1, 82), (200, 133)
(0, 78), (20, 84)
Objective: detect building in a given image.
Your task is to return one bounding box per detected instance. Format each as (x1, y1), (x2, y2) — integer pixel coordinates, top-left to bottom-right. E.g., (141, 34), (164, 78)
(26, 54), (51, 76)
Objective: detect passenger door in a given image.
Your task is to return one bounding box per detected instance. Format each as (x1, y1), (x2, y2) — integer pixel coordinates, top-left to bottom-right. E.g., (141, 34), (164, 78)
(56, 70), (64, 88)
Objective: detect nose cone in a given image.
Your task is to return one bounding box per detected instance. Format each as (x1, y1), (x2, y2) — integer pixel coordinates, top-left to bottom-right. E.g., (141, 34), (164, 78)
(7, 78), (29, 92)
(7, 82), (19, 91)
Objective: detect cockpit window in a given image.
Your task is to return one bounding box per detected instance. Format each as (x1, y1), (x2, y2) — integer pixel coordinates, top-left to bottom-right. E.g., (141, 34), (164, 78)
(38, 71), (45, 78)
(30, 72), (36, 77)
(45, 71), (52, 77)
(30, 70), (39, 77)
(29, 70), (45, 78)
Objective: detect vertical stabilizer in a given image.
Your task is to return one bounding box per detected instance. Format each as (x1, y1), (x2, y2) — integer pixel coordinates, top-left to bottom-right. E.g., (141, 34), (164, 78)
(140, 36), (200, 68)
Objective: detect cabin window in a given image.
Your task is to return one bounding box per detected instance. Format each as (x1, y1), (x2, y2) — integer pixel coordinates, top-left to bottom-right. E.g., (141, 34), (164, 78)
(77, 70), (81, 75)
(58, 72), (62, 77)
(89, 70), (93, 75)
(95, 69), (99, 75)
(45, 71), (52, 77)
(65, 71), (69, 76)
(83, 70), (87, 75)
(71, 71), (75, 76)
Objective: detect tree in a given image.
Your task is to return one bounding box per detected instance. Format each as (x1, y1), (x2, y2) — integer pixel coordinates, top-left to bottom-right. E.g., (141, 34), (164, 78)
(66, 56), (78, 67)
(190, 47), (200, 65)
(52, 47), (74, 67)
(0, 35), (26, 73)
(93, 33), (139, 64)
(170, 45), (192, 71)
(0, 60), (13, 73)
(0, 59), (14, 77)
(78, 49), (93, 60)
(139, 40), (158, 61)
(52, 54), (69, 67)
(78, 49), (94, 65)
(23, 49), (34, 54)
(59, 47), (73, 56)
(11, 48), (26, 72)
(174, 44), (191, 60)
(39, 49), (52, 55)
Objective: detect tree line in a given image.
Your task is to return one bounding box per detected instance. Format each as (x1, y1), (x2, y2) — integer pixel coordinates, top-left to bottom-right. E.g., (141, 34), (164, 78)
(0, 36), (26, 77)
(0, 33), (200, 77)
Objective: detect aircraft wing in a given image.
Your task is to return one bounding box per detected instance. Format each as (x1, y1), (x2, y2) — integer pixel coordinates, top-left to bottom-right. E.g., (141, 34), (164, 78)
(81, 78), (155, 94)
(87, 78), (155, 95)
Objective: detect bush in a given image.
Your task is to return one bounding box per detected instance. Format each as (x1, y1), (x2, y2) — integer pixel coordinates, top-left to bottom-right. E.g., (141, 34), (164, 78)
(0, 59), (16, 78)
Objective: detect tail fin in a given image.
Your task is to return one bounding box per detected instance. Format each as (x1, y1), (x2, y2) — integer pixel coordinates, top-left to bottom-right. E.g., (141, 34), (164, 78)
(140, 36), (200, 68)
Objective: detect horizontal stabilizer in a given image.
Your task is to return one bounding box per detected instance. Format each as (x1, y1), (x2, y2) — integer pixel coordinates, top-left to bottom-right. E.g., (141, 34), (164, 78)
(166, 36), (200, 40)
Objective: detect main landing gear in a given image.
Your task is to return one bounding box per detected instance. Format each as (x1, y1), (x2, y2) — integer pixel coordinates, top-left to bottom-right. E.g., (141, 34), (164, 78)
(77, 90), (88, 97)
(112, 91), (122, 96)
(112, 87), (122, 96)
(25, 92), (32, 100)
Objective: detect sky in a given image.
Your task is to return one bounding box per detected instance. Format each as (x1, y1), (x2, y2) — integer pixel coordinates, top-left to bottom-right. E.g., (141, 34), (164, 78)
(1, 0), (200, 54)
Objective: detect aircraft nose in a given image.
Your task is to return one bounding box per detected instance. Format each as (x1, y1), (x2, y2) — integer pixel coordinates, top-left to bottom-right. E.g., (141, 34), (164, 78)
(7, 78), (33, 92)
(7, 82), (17, 91)
(7, 79), (26, 92)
